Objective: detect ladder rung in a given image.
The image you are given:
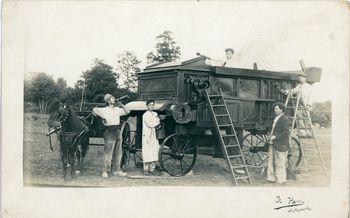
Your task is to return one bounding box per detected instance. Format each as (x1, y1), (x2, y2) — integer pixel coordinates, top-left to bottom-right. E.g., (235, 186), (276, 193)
(228, 155), (243, 158)
(212, 104), (226, 107)
(235, 176), (250, 180)
(215, 114), (229, 117)
(209, 95), (223, 98)
(225, 144), (239, 147)
(222, 134), (236, 138)
(302, 148), (318, 152)
(231, 165), (247, 169)
(297, 126), (312, 129)
(218, 124), (232, 127)
(298, 118), (311, 120)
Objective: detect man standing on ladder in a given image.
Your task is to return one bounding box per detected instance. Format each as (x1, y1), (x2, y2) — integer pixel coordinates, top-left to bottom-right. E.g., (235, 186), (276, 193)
(280, 72), (313, 138)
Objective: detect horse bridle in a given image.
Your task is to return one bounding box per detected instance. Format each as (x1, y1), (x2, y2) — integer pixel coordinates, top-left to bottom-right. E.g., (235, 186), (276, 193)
(58, 105), (70, 123)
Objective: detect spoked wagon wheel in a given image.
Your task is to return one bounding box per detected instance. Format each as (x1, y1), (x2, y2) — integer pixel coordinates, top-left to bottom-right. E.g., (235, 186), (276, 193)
(241, 133), (269, 167)
(120, 122), (142, 168)
(242, 133), (302, 168)
(288, 136), (302, 167)
(159, 133), (197, 176)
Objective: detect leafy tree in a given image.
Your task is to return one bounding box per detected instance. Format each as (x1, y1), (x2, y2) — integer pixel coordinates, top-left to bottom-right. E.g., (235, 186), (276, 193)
(56, 77), (69, 101)
(116, 51), (141, 92)
(26, 72), (59, 113)
(75, 58), (119, 103)
(146, 30), (181, 64)
(24, 79), (32, 102)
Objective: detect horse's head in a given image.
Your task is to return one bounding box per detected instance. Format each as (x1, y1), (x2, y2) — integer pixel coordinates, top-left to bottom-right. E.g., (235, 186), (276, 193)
(47, 101), (70, 129)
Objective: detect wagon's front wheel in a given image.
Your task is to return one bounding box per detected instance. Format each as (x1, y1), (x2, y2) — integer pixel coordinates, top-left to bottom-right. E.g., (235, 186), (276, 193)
(159, 133), (197, 176)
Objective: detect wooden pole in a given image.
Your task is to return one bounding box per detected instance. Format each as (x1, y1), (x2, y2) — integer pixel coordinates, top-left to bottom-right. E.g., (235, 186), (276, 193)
(79, 79), (86, 111)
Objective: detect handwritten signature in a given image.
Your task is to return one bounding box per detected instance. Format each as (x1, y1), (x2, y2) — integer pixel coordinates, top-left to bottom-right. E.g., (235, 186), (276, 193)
(274, 196), (311, 213)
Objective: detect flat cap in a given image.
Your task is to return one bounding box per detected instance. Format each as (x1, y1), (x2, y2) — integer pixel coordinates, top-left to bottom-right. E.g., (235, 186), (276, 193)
(103, 94), (113, 103)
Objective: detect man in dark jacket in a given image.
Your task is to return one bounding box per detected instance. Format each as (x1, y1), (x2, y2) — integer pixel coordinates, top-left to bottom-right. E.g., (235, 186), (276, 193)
(266, 102), (290, 184)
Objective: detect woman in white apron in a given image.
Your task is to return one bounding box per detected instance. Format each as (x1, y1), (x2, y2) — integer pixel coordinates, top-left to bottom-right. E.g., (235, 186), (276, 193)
(142, 99), (161, 174)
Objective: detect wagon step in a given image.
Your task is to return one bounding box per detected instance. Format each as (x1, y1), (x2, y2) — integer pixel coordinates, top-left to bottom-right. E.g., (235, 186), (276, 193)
(205, 88), (252, 186)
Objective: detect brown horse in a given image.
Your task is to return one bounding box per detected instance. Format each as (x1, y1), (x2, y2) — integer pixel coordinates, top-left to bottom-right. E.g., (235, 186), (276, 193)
(47, 101), (89, 180)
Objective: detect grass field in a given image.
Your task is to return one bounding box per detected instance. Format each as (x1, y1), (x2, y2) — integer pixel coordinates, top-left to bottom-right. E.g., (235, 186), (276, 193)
(23, 112), (331, 187)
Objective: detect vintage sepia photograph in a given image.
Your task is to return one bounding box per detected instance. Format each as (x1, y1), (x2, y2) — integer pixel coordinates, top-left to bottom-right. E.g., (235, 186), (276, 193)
(2, 1), (349, 217)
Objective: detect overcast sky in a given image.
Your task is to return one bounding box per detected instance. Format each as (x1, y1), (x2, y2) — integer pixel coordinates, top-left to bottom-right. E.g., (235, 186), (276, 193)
(7, 1), (349, 102)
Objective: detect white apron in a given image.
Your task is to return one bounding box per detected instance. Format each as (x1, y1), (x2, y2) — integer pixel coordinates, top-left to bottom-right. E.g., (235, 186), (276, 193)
(142, 111), (160, 163)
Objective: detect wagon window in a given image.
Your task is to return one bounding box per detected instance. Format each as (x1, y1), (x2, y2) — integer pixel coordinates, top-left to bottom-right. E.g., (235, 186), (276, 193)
(261, 80), (269, 99)
(239, 79), (259, 98)
(140, 77), (176, 92)
(212, 77), (237, 96)
(282, 81), (293, 90)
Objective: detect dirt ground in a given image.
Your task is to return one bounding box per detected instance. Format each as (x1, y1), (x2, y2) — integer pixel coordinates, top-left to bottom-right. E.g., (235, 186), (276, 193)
(23, 113), (331, 187)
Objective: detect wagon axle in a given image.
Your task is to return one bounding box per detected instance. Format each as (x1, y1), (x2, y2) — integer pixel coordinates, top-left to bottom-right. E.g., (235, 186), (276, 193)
(165, 151), (185, 161)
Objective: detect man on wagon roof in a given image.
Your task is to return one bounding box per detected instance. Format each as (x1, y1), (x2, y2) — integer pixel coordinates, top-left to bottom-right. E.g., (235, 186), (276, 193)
(204, 48), (235, 67)
(223, 48), (234, 67)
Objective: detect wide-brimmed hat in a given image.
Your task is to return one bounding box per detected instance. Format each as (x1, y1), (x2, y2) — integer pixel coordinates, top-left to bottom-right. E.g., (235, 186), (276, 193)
(103, 94), (113, 103)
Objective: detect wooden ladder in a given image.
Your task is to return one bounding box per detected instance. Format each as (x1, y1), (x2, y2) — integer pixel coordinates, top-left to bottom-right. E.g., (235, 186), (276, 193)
(284, 89), (327, 175)
(204, 89), (252, 185)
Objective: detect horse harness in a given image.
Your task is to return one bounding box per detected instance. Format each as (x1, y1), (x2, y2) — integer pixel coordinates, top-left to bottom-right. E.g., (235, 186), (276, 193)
(59, 106), (89, 149)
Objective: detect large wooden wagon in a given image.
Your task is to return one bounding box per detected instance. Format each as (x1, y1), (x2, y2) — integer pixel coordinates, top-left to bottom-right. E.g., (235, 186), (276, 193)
(116, 57), (321, 177)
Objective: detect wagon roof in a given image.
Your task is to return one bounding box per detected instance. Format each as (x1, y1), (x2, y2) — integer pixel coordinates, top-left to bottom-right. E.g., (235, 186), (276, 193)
(125, 100), (171, 111)
(141, 57), (321, 83)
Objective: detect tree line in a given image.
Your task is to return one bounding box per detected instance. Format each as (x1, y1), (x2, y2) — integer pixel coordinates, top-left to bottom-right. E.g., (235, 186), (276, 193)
(24, 31), (181, 113)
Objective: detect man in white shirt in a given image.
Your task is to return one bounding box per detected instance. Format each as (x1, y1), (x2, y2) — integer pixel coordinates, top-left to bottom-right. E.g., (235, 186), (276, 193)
(93, 94), (130, 178)
(223, 48), (235, 67)
(204, 48), (235, 67)
(281, 72), (313, 138)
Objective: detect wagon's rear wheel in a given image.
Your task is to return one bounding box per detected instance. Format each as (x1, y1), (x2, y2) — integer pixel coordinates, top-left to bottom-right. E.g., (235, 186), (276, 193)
(159, 133), (197, 176)
(241, 133), (269, 167)
(288, 136), (302, 167)
(242, 133), (302, 168)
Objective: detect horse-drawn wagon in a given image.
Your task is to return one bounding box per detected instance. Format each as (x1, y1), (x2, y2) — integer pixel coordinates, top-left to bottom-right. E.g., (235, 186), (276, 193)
(50, 56), (321, 183)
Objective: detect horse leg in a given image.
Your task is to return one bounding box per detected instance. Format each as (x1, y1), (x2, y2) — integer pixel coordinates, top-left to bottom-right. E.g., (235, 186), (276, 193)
(80, 137), (89, 173)
(61, 148), (68, 180)
(70, 149), (76, 179)
(76, 145), (81, 175)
